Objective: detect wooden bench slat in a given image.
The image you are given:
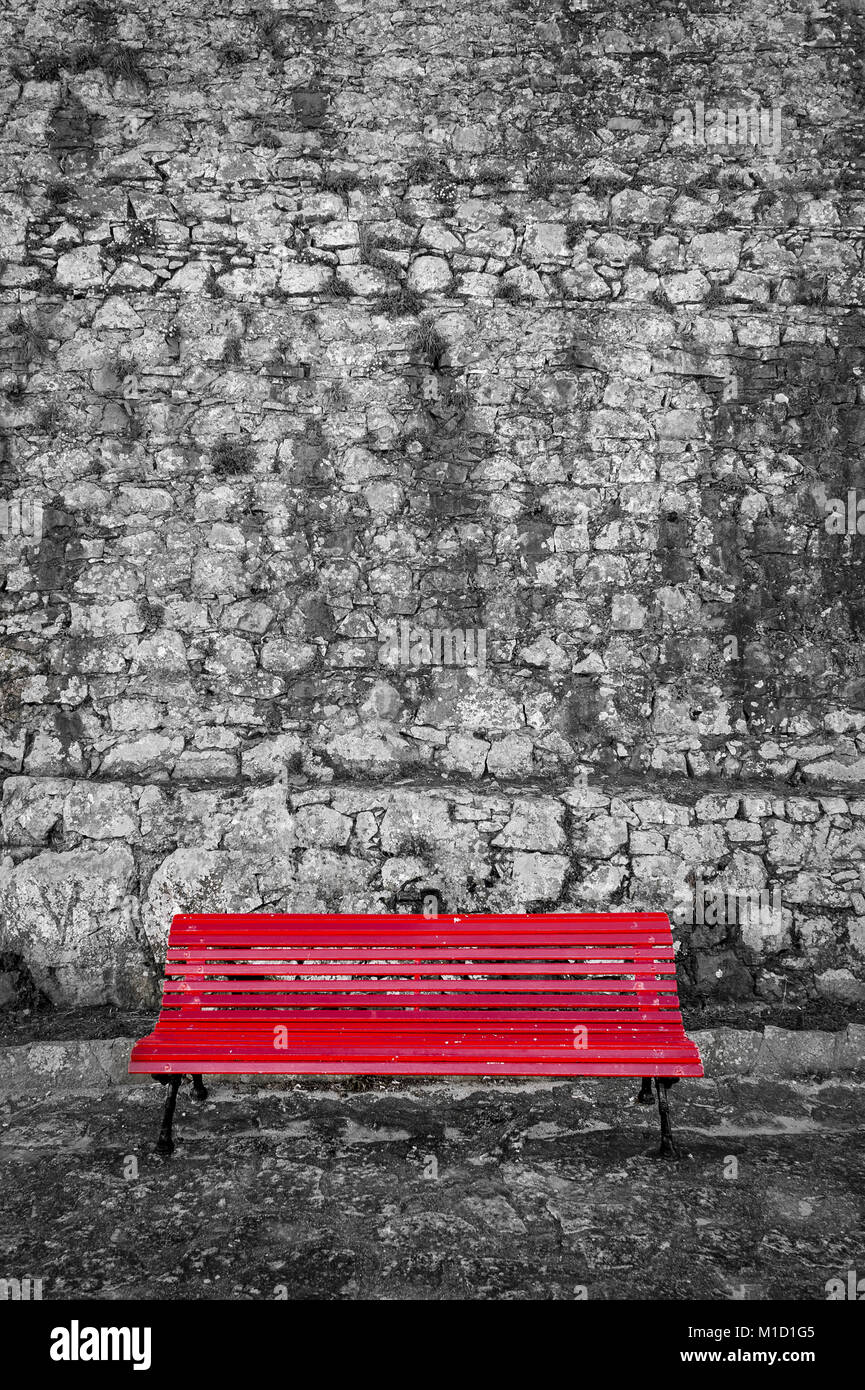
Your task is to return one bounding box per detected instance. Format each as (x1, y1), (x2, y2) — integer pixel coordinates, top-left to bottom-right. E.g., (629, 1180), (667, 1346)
(149, 1030), (689, 1043)
(162, 995), (678, 1006)
(167, 946), (677, 959)
(164, 1000), (681, 1012)
(170, 926), (671, 940)
(135, 1067), (706, 1078)
(168, 978), (678, 990)
(133, 1029), (695, 1048)
(165, 964), (677, 978)
(172, 912), (671, 925)
(139, 1043), (692, 1058)
(160, 1012), (685, 1022)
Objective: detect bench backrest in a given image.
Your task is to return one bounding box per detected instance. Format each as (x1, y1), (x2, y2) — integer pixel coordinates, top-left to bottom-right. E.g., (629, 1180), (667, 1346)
(161, 911), (686, 1027)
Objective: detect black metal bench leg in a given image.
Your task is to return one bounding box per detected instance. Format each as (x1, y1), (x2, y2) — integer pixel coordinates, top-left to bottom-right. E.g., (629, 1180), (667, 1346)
(156, 1076), (182, 1156)
(636, 1076), (654, 1104)
(191, 1074), (208, 1102)
(654, 1077), (681, 1160)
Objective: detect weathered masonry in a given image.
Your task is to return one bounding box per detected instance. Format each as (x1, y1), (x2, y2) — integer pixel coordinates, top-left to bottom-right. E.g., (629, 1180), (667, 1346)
(1, 1), (864, 1017)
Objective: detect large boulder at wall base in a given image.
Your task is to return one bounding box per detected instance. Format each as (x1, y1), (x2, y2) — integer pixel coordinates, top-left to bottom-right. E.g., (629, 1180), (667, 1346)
(0, 845), (154, 1006)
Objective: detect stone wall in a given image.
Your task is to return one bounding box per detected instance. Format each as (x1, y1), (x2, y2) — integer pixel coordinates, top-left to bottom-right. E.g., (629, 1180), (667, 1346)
(1, 0), (865, 1013)
(3, 776), (865, 1014)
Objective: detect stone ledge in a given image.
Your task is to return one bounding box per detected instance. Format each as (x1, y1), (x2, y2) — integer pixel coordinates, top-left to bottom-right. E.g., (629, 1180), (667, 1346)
(0, 1038), (138, 1095)
(691, 1023), (865, 1076)
(0, 1026), (863, 1094)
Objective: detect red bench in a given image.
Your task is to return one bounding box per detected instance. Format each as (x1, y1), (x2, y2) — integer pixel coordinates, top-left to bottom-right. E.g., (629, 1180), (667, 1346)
(130, 911), (702, 1158)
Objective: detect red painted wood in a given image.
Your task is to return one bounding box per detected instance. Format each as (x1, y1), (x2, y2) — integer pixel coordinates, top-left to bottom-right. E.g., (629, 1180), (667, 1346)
(152, 1016), (686, 1030)
(169, 992), (674, 1009)
(164, 965), (677, 978)
(135, 1068), (702, 1080)
(130, 912), (703, 1078)
(172, 911), (671, 924)
(166, 948), (677, 961)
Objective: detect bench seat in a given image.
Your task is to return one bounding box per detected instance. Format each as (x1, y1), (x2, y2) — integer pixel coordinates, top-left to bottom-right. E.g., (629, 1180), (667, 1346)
(131, 911), (702, 1153)
(133, 1020), (702, 1076)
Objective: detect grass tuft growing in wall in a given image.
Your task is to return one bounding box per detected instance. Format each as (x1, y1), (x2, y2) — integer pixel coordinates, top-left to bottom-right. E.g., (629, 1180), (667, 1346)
(371, 286), (425, 317)
(204, 266), (225, 298)
(33, 399), (65, 434)
(10, 315), (51, 362)
(99, 45), (148, 85)
(253, 4), (287, 59)
(405, 151), (450, 186)
(218, 42), (249, 68)
(702, 284), (727, 309)
(211, 436), (255, 476)
(411, 316), (447, 368)
(496, 281), (523, 304)
(45, 179), (76, 206)
(222, 334), (243, 366)
(525, 167), (557, 201)
(324, 381), (350, 410)
(322, 169), (363, 194)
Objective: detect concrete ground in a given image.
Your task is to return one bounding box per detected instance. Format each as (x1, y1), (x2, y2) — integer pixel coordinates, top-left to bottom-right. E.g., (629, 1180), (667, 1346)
(1, 1075), (863, 1301)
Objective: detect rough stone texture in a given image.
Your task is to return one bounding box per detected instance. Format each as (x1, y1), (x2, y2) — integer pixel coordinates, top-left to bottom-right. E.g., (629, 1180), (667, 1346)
(2, 2), (865, 1012)
(1, 1023), (863, 1094)
(2, 774), (865, 1010)
(0, 1036), (133, 1092)
(1, 1076), (864, 1299)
